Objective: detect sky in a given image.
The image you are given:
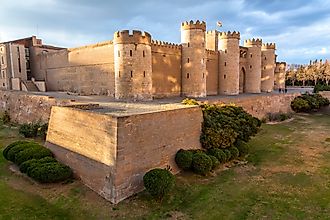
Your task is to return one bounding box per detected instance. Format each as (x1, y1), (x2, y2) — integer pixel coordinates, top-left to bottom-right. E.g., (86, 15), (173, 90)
(0, 0), (330, 64)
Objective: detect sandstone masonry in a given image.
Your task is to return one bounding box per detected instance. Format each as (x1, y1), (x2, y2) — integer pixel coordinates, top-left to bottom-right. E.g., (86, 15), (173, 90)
(0, 21), (286, 100)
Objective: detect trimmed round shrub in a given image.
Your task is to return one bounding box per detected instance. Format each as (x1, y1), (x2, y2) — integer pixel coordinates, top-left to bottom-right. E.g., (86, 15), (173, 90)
(192, 153), (212, 175)
(6, 143), (39, 162)
(207, 148), (226, 163)
(175, 149), (193, 170)
(28, 162), (73, 183)
(223, 149), (232, 162)
(3, 140), (29, 160)
(143, 168), (175, 201)
(228, 147), (239, 160)
(19, 159), (38, 173)
(236, 141), (250, 157)
(15, 146), (53, 165)
(209, 155), (220, 170)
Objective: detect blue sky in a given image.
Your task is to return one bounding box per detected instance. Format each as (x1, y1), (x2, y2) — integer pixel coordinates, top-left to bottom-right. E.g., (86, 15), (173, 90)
(0, 0), (330, 64)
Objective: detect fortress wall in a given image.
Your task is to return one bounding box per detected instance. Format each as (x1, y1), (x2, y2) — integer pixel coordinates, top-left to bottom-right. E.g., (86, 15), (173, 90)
(45, 105), (202, 203)
(30, 46), (60, 81)
(206, 50), (219, 95)
(151, 43), (182, 98)
(113, 106), (202, 202)
(0, 90), (74, 124)
(44, 42), (115, 96)
(45, 106), (118, 202)
(206, 93), (299, 119)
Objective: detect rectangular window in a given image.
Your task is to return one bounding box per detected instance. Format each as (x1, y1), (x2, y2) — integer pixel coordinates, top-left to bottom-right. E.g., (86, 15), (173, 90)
(130, 50), (133, 57)
(187, 58), (190, 63)
(143, 51), (145, 57)
(143, 71), (146, 77)
(187, 73), (190, 79)
(1, 56), (4, 64)
(130, 71), (133, 77)
(203, 73), (205, 79)
(224, 74), (226, 79)
(224, 62), (227, 66)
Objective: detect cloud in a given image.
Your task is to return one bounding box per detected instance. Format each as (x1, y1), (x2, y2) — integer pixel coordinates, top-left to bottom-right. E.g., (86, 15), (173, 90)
(0, 0), (329, 64)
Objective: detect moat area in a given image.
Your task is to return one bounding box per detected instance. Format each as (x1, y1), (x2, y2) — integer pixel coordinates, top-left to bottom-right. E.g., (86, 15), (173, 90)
(1, 109), (330, 219)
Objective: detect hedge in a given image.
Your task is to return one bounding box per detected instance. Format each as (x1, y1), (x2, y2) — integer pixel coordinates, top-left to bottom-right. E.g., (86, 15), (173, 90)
(291, 93), (330, 113)
(200, 104), (261, 149)
(3, 141), (72, 183)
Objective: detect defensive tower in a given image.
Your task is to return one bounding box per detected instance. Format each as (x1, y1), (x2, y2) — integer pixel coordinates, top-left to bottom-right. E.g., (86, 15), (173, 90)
(244, 38), (262, 93)
(261, 43), (276, 92)
(181, 20), (207, 97)
(113, 30), (152, 100)
(274, 62), (286, 90)
(218, 31), (240, 95)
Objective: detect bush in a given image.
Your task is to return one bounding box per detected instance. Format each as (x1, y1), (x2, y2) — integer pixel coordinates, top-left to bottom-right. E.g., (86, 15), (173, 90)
(228, 147), (239, 160)
(209, 155), (220, 169)
(235, 141), (250, 157)
(192, 153), (212, 175)
(264, 112), (293, 122)
(200, 104), (261, 149)
(207, 148), (226, 163)
(291, 97), (310, 112)
(1, 111), (10, 124)
(175, 149), (193, 170)
(15, 145), (53, 165)
(181, 98), (199, 106)
(6, 142), (40, 162)
(291, 93), (330, 113)
(3, 140), (29, 160)
(314, 84), (330, 93)
(223, 149), (232, 162)
(28, 162), (72, 183)
(143, 168), (175, 201)
(19, 122), (48, 139)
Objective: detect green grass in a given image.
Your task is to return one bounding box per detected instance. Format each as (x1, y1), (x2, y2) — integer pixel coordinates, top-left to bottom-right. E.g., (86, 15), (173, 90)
(1, 113), (330, 219)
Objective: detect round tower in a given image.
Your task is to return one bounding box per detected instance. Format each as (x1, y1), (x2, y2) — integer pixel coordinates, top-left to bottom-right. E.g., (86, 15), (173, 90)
(274, 62), (286, 90)
(113, 30), (152, 100)
(261, 43), (276, 92)
(243, 39), (262, 93)
(181, 20), (207, 98)
(218, 31), (240, 95)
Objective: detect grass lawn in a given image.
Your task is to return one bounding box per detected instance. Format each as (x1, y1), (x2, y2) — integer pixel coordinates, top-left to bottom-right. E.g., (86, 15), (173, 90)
(1, 111), (330, 219)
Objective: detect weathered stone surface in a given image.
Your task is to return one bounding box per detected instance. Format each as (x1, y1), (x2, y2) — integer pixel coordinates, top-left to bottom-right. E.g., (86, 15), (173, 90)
(46, 105), (202, 204)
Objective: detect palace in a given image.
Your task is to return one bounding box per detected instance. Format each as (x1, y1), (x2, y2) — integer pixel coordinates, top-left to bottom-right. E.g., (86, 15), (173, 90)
(0, 20), (286, 100)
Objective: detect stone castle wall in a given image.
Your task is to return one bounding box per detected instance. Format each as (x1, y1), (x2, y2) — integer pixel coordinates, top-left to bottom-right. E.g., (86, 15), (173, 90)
(151, 42), (182, 98)
(42, 41), (115, 96)
(206, 93), (299, 119)
(45, 105), (202, 203)
(206, 50), (219, 95)
(0, 90), (75, 123)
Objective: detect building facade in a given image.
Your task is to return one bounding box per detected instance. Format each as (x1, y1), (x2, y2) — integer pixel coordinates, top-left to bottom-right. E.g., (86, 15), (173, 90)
(0, 20), (286, 100)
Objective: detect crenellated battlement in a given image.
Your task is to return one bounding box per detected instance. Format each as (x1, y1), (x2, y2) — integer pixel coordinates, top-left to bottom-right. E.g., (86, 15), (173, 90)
(205, 49), (218, 55)
(113, 30), (151, 45)
(262, 43), (276, 50)
(151, 40), (181, 50)
(244, 38), (262, 46)
(181, 20), (206, 31)
(206, 30), (218, 35)
(218, 31), (240, 39)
